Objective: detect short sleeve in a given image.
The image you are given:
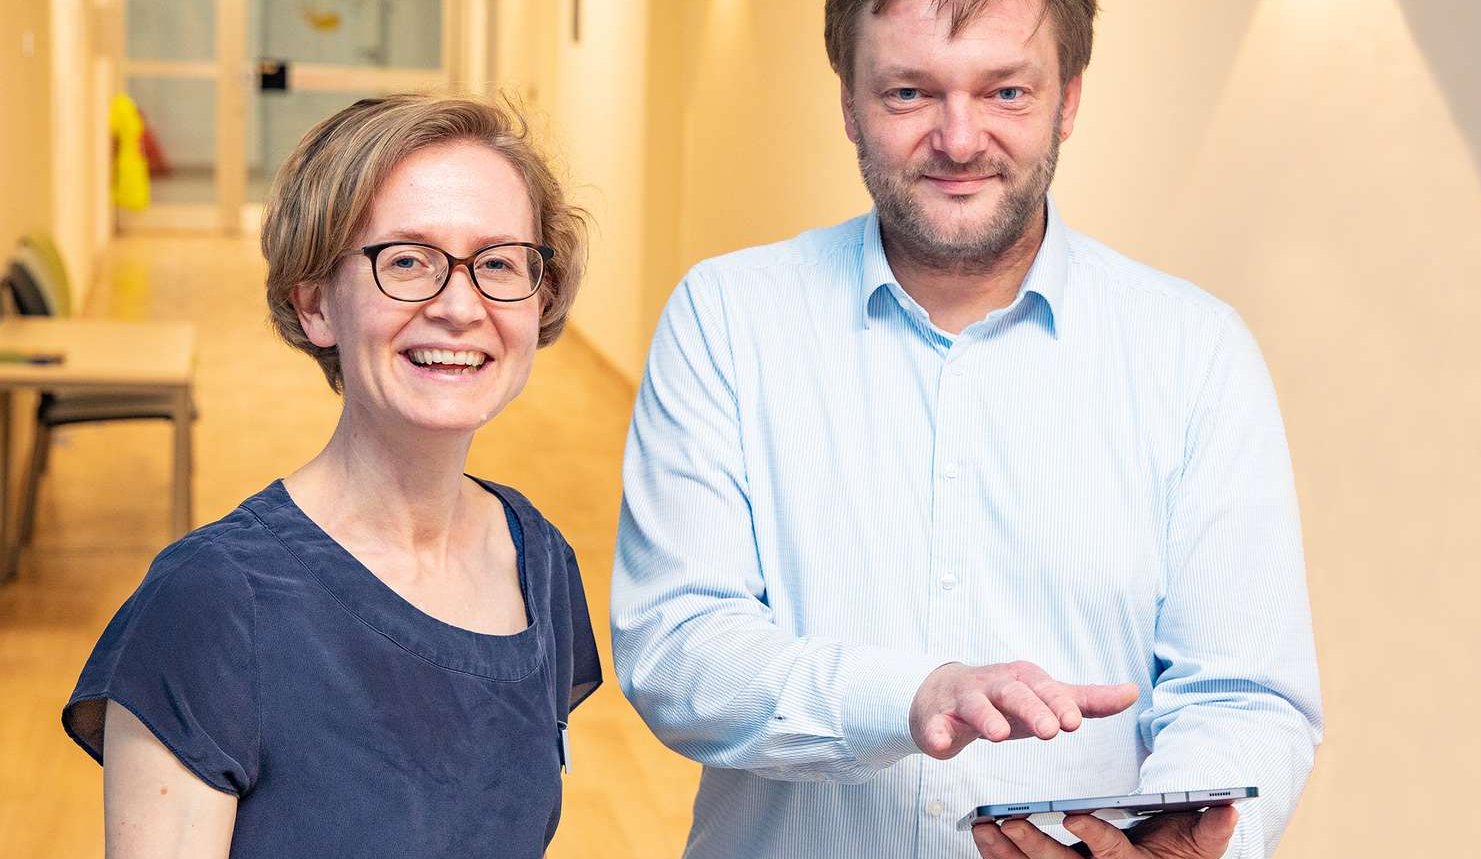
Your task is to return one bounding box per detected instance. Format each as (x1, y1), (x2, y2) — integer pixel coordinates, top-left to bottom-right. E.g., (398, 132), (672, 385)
(557, 538), (601, 713)
(61, 537), (260, 795)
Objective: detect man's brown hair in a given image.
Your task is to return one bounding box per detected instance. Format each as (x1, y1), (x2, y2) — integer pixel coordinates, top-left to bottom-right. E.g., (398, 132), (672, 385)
(824, 0), (1098, 89)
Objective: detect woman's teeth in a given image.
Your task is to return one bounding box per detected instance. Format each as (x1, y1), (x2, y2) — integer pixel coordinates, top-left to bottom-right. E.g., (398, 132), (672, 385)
(406, 348), (488, 372)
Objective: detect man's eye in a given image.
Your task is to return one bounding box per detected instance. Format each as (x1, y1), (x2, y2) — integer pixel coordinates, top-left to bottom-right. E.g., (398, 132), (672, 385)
(997, 87), (1024, 101)
(892, 88), (922, 102)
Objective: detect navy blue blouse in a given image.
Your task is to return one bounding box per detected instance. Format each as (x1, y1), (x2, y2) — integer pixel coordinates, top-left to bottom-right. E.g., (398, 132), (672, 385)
(63, 478), (600, 858)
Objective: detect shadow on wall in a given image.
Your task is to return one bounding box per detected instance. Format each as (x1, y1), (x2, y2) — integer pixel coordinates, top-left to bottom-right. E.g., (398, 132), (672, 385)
(1398, 0), (1481, 177)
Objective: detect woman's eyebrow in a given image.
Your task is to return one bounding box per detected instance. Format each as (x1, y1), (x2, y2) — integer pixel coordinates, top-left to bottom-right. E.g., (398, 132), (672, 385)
(371, 230), (525, 247)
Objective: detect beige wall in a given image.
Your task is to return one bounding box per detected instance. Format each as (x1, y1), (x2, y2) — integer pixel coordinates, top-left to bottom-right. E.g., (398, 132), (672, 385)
(531, 0), (871, 383)
(505, 0), (659, 382)
(671, 1), (869, 270)
(0, 0), (54, 260)
(542, 0), (1481, 856)
(1057, 3), (1481, 856)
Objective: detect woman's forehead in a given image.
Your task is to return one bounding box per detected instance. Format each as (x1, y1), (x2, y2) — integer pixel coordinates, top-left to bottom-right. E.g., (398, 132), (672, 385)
(362, 143), (536, 242)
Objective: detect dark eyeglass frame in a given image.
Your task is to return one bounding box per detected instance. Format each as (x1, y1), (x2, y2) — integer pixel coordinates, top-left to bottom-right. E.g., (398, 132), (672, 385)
(360, 240), (556, 303)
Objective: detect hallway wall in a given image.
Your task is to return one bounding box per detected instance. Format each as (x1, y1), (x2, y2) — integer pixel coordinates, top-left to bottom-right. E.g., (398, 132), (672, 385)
(1054, 3), (1481, 855)
(0, 0), (54, 258)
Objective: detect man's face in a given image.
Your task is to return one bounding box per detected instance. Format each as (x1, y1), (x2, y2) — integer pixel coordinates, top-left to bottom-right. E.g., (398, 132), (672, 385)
(843, 0), (1082, 268)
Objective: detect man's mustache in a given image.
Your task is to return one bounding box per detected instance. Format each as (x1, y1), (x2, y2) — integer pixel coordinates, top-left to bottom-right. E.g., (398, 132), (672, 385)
(907, 157), (1015, 181)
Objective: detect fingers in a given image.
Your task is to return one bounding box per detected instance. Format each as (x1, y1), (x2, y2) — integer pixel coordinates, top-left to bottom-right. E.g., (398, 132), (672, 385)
(972, 823), (1032, 859)
(955, 691), (1014, 742)
(992, 679), (1062, 739)
(1024, 673), (1085, 733)
(915, 713), (952, 756)
(1062, 815), (1135, 859)
(999, 819), (1084, 858)
(1192, 805), (1239, 854)
(912, 661), (1140, 756)
(1071, 682), (1140, 719)
(917, 712), (979, 759)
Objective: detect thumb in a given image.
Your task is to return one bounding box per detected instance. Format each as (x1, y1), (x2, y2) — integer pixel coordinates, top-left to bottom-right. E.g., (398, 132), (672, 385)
(918, 714), (956, 756)
(1193, 805), (1239, 853)
(1074, 682), (1140, 717)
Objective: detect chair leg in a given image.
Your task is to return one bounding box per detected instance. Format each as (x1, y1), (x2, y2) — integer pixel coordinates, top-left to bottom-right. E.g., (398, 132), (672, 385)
(18, 420), (51, 547)
(170, 388), (193, 539)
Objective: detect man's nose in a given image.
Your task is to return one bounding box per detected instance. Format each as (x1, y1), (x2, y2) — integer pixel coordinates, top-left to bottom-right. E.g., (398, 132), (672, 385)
(931, 94), (987, 165)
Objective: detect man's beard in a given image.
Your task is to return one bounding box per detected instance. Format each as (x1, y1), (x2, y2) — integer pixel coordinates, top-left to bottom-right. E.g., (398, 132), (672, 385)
(855, 110), (1062, 273)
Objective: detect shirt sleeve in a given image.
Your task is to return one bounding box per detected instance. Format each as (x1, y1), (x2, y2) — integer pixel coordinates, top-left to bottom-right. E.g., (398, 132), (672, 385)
(1136, 313), (1324, 858)
(556, 536), (602, 712)
(61, 536), (261, 796)
(611, 270), (943, 784)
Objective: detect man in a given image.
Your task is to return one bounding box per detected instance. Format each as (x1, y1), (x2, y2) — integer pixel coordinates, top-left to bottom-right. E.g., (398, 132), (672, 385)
(612, 1), (1322, 857)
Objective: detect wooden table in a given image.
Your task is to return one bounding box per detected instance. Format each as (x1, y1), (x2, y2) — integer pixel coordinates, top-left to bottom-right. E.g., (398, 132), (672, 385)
(0, 318), (196, 582)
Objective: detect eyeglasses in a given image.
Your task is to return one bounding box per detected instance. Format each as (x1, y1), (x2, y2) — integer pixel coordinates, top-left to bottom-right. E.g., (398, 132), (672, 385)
(361, 241), (555, 303)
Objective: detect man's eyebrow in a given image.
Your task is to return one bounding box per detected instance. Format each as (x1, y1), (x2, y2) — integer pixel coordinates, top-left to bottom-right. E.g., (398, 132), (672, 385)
(873, 61), (1040, 83)
(874, 65), (932, 82)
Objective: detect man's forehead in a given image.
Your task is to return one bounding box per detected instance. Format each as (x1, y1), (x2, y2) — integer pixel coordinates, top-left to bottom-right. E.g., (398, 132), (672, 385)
(866, 0), (1048, 44)
(854, 0), (1055, 81)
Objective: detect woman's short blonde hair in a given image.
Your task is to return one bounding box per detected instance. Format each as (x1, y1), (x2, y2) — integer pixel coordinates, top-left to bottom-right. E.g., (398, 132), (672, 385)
(261, 93), (588, 392)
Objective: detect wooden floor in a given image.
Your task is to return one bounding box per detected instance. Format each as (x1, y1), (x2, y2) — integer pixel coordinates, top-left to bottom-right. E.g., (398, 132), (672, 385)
(0, 232), (699, 858)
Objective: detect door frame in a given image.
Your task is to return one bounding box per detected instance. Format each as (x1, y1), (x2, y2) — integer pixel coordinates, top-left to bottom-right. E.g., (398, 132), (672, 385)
(106, 0), (490, 235)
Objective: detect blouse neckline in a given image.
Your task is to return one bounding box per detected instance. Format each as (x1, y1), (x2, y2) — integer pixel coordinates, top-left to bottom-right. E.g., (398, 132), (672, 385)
(245, 478), (546, 682)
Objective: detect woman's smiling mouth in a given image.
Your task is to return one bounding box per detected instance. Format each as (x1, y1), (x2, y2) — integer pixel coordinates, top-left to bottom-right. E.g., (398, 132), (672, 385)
(403, 348), (490, 375)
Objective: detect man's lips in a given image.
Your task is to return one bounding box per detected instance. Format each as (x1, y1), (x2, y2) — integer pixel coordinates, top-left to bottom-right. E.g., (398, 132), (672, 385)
(922, 174), (997, 195)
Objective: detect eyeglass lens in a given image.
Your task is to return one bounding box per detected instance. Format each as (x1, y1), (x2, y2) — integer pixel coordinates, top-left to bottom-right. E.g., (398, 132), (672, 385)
(375, 244), (544, 301)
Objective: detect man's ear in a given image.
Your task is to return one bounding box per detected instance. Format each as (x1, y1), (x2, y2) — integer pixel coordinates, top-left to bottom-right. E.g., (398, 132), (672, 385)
(1058, 74), (1084, 143)
(291, 281), (337, 348)
(841, 80), (861, 144)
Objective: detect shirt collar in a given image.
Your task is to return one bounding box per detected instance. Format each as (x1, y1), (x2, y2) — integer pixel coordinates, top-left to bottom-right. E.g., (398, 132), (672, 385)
(859, 195), (1070, 339)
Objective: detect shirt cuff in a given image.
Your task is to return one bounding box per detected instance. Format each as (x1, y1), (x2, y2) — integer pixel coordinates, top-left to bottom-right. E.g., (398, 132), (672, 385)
(838, 647), (953, 772)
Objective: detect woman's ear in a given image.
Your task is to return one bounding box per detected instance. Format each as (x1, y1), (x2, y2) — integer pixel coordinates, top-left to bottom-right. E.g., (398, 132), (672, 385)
(291, 281), (337, 348)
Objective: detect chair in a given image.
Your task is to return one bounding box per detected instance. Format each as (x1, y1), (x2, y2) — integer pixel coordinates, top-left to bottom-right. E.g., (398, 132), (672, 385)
(1, 238), (194, 549)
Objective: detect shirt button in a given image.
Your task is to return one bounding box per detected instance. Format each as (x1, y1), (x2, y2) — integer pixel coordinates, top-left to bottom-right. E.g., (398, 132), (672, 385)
(926, 799), (946, 818)
(943, 463), (959, 479)
(950, 366), (965, 377)
(939, 573), (958, 590)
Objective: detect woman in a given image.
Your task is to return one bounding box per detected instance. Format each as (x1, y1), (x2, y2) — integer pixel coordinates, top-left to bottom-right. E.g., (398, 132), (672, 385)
(62, 94), (599, 858)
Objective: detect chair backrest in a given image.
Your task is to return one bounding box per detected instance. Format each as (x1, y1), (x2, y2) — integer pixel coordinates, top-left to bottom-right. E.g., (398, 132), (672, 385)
(3, 256), (56, 316)
(20, 234), (71, 316)
(10, 241), (69, 317)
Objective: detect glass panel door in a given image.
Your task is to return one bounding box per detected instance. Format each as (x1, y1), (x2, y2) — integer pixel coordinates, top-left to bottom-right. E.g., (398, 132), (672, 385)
(246, 0), (448, 206)
(120, 0), (220, 220)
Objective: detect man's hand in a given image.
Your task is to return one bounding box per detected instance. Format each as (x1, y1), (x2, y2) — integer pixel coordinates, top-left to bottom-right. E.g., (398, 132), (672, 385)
(909, 661), (1139, 758)
(972, 807), (1239, 859)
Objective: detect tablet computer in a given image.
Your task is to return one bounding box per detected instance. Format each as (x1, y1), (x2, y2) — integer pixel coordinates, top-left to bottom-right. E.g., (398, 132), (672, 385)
(956, 787), (1257, 831)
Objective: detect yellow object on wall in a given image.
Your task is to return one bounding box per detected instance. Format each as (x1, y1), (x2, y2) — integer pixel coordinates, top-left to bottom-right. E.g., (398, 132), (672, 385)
(301, 2), (342, 32)
(108, 93), (150, 211)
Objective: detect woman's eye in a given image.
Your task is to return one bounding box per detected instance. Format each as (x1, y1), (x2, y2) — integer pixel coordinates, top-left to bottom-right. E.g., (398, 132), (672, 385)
(390, 256), (422, 269)
(480, 257), (510, 271)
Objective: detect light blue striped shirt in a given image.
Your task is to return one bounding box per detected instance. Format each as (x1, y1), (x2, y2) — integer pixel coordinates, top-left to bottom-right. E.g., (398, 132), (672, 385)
(612, 199), (1322, 859)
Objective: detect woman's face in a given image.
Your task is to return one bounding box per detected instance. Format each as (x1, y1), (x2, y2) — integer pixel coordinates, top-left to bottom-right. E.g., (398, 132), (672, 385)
(297, 141), (543, 438)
